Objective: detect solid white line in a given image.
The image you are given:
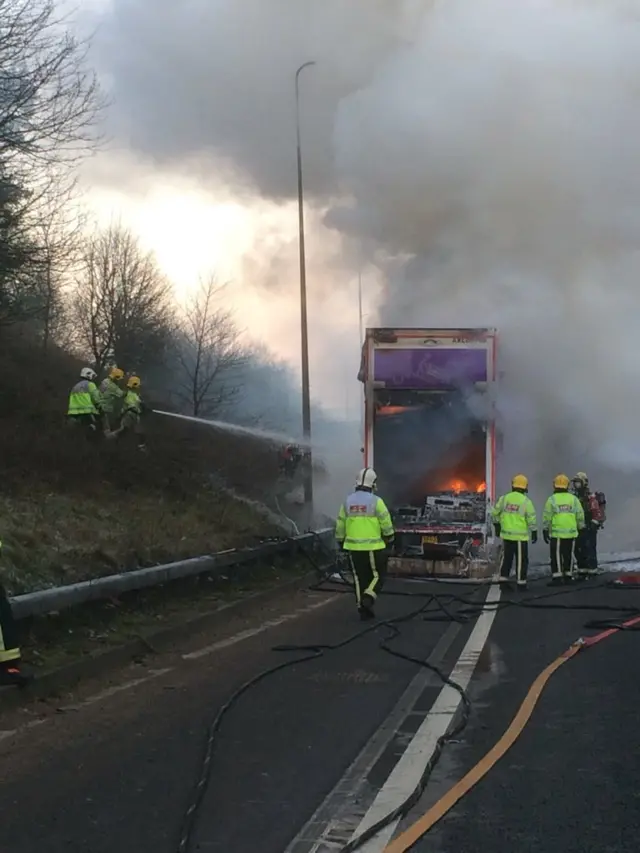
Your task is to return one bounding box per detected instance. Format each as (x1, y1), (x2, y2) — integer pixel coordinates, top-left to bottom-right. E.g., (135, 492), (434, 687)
(350, 583), (502, 852)
(181, 596), (338, 660)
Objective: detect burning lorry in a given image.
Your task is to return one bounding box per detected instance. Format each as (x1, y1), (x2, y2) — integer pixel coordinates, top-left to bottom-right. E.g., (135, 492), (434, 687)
(358, 327), (501, 579)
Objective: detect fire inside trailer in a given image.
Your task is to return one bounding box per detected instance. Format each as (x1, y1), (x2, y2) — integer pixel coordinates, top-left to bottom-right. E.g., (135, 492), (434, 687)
(360, 329), (498, 578)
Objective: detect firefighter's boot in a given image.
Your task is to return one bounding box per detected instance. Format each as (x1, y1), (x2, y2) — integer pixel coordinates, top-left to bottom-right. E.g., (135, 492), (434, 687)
(359, 593), (376, 620)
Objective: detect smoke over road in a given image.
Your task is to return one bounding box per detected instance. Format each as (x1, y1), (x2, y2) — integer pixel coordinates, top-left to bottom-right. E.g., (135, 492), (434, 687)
(327, 0), (640, 545)
(91, 0), (419, 199)
(92, 0), (640, 545)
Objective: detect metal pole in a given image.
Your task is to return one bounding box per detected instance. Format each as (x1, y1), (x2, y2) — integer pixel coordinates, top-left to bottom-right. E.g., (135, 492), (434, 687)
(358, 269), (363, 344)
(358, 269), (364, 437)
(295, 60), (316, 515)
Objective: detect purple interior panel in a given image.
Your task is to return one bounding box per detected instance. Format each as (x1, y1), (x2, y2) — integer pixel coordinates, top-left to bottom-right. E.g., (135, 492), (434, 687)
(374, 348), (487, 389)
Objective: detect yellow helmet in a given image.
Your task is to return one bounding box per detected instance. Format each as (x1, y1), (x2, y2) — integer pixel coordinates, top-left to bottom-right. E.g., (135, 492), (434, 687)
(127, 375), (141, 389)
(512, 474), (528, 490)
(574, 471), (588, 484)
(554, 473), (570, 489)
(109, 367), (124, 381)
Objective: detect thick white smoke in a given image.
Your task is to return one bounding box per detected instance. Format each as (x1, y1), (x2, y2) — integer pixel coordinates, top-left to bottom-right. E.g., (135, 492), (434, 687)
(91, 0), (424, 199)
(329, 0), (640, 546)
(91, 0), (640, 546)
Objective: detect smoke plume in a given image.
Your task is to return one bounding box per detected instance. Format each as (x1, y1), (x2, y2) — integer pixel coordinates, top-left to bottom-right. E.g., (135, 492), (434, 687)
(328, 0), (640, 546)
(92, 0), (640, 547)
(92, 0), (423, 199)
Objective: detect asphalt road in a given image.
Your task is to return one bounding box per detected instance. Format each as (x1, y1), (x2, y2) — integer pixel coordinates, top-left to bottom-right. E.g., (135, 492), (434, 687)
(398, 578), (640, 853)
(0, 579), (478, 853)
(1, 575), (638, 853)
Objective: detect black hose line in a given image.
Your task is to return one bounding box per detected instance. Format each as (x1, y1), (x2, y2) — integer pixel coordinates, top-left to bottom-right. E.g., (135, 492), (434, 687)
(175, 591), (472, 853)
(175, 542), (640, 853)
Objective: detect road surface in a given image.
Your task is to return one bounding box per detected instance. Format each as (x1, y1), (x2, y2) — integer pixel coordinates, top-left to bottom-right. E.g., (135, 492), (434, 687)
(0, 574), (637, 853)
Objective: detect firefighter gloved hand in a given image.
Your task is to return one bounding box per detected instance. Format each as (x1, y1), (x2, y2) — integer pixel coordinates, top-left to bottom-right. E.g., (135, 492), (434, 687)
(531, 530), (538, 544)
(493, 523), (501, 538)
(543, 530), (550, 544)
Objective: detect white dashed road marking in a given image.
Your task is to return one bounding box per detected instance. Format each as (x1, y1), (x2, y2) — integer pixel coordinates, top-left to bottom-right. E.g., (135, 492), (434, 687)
(0, 594), (340, 744)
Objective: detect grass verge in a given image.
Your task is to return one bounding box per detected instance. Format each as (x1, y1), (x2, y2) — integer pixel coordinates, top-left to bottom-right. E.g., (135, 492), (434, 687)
(0, 490), (285, 594)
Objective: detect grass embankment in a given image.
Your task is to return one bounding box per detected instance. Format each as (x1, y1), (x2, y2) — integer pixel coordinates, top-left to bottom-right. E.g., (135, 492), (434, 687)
(0, 333), (289, 594)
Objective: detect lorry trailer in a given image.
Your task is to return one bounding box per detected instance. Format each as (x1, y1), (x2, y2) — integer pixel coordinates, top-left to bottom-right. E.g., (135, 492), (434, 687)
(358, 327), (501, 579)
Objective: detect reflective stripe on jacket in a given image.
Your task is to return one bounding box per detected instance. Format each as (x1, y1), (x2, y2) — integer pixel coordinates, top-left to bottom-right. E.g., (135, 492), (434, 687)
(491, 491), (537, 541)
(335, 490), (394, 551)
(99, 378), (125, 414)
(68, 380), (100, 416)
(542, 492), (585, 538)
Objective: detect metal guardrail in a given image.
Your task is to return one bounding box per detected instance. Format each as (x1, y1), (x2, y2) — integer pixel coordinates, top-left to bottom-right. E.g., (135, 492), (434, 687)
(10, 528), (334, 620)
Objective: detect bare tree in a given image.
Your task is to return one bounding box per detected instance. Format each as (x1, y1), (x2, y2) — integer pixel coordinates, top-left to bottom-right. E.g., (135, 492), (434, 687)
(0, 0), (103, 327)
(73, 223), (175, 374)
(176, 276), (248, 417)
(0, 0), (102, 171)
(29, 174), (87, 349)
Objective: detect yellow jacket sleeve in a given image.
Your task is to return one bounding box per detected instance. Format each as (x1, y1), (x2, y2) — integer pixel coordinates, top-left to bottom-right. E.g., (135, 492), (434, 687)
(525, 498), (537, 531)
(491, 495), (504, 523)
(375, 497), (394, 539)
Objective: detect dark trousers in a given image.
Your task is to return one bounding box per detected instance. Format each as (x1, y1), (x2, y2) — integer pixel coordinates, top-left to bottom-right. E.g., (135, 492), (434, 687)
(550, 537), (575, 578)
(67, 414), (99, 438)
(575, 527), (598, 572)
(499, 539), (529, 586)
(348, 550), (388, 609)
(0, 581), (20, 665)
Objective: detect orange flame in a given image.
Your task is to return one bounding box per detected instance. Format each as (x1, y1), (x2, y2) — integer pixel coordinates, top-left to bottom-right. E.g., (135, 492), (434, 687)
(439, 479), (486, 494)
(376, 405), (411, 416)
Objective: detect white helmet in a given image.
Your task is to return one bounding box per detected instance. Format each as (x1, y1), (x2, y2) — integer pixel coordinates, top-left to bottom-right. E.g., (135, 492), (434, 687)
(80, 367), (96, 381)
(355, 467), (378, 490)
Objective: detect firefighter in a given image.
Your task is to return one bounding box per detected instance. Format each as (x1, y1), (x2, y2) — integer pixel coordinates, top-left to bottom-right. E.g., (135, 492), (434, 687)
(279, 444), (302, 479)
(335, 467), (395, 620)
(0, 540), (30, 686)
(99, 366), (125, 432)
(67, 367), (102, 436)
(111, 375), (147, 450)
(122, 375), (146, 450)
(570, 471), (605, 576)
(491, 474), (538, 591)
(543, 474), (585, 585)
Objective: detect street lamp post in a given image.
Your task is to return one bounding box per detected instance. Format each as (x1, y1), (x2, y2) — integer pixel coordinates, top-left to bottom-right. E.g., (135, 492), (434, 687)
(358, 270), (365, 438)
(295, 60), (316, 514)
(358, 269), (363, 345)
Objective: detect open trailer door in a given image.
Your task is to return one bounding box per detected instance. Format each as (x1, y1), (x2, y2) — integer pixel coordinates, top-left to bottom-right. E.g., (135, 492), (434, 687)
(360, 328), (500, 580)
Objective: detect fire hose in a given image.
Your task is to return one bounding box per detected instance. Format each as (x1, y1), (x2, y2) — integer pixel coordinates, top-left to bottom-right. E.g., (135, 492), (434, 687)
(174, 543), (640, 853)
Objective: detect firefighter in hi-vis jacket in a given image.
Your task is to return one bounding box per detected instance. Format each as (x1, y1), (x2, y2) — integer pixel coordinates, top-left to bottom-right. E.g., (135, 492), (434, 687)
(543, 474), (585, 585)
(492, 474), (538, 591)
(335, 468), (395, 620)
